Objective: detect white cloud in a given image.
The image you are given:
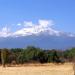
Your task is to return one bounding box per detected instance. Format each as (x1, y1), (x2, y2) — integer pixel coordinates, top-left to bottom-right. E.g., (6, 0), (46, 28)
(13, 20), (54, 36)
(38, 20), (53, 28)
(0, 19), (75, 37)
(17, 23), (21, 26)
(0, 27), (11, 37)
(24, 21), (33, 27)
(2, 27), (10, 32)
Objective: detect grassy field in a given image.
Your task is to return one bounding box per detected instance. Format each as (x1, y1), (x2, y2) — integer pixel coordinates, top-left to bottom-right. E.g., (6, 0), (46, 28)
(0, 63), (74, 75)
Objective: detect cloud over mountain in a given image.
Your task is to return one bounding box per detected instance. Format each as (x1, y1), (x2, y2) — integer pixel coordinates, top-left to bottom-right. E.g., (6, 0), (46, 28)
(0, 19), (75, 37)
(13, 20), (55, 36)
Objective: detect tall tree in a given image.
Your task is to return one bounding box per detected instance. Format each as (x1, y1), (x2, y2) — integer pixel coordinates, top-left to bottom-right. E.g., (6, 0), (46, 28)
(1, 48), (8, 67)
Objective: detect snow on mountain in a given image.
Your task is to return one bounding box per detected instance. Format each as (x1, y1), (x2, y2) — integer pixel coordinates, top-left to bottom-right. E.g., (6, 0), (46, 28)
(0, 19), (74, 37)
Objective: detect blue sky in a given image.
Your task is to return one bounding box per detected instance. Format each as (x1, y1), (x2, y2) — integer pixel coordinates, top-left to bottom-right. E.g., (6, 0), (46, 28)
(0, 0), (75, 34)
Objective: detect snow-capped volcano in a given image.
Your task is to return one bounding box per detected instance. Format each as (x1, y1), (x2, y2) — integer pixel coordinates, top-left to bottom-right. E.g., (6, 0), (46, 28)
(0, 19), (75, 49)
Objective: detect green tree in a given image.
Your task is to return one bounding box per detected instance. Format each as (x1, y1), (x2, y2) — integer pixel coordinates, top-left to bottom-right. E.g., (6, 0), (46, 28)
(64, 48), (75, 62)
(17, 46), (41, 64)
(10, 48), (23, 64)
(38, 51), (48, 63)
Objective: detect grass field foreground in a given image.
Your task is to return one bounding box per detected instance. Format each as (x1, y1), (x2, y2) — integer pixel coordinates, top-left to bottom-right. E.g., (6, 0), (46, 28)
(0, 63), (74, 75)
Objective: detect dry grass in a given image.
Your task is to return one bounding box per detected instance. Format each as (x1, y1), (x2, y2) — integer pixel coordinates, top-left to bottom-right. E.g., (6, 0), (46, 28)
(0, 63), (74, 75)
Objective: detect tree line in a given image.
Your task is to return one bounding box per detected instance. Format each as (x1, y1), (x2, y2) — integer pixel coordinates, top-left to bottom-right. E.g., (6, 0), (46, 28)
(0, 46), (75, 66)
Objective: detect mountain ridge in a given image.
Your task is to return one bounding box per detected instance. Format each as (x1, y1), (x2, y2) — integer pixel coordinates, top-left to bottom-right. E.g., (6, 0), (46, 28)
(0, 34), (75, 50)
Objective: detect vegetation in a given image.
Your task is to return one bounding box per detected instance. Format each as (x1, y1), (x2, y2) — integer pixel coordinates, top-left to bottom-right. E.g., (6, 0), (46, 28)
(1, 48), (8, 67)
(0, 46), (75, 65)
